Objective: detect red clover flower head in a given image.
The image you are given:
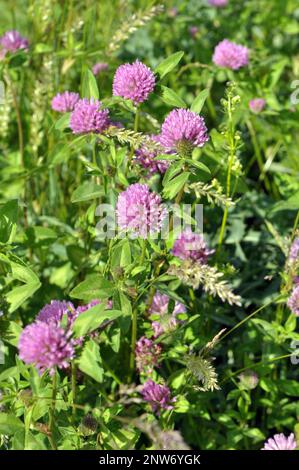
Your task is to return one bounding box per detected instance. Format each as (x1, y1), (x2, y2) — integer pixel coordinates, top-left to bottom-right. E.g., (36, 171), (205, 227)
(213, 39), (249, 70)
(262, 433), (297, 450)
(51, 91), (80, 113)
(37, 300), (76, 330)
(249, 98), (266, 113)
(113, 60), (155, 104)
(172, 229), (214, 263)
(140, 379), (175, 414)
(18, 321), (75, 375)
(70, 98), (110, 134)
(135, 336), (162, 373)
(0, 30), (29, 55)
(116, 183), (167, 239)
(160, 109), (209, 155)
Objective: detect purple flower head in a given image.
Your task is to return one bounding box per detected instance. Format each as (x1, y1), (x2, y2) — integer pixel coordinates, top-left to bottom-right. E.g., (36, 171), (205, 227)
(140, 379), (175, 414)
(208, 0), (228, 7)
(134, 135), (170, 175)
(113, 60), (155, 104)
(172, 229), (214, 263)
(288, 237), (299, 264)
(160, 109), (209, 155)
(249, 98), (266, 113)
(212, 39), (249, 70)
(51, 91), (80, 113)
(135, 336), (162, 373)
(116, 183), (167, 239)
(262, 433), (297, 451)
(70, 98), (110, 134)
(0, 30), (29, 55)
(18, 321), (75, 375)
(149, 292), (186, 337)
(37, 300), (76, 326)
(287, 285), (299, 316)
(92, 62), (108, 76)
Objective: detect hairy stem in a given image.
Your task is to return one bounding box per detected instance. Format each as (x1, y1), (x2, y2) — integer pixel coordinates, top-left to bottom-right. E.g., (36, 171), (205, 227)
(71, 361), (77, 418)
(48, 371), (57, 450)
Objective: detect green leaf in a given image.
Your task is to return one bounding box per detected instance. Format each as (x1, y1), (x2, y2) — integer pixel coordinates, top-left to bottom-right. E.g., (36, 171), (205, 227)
(111, 239), (131, 268)
(34, 43), (53, 53)
(185, 158), (211, 174)
(5, 258), (41, 313)
(54, 113), (70, 131)
(155, 51), (184, 79)
(112, 291), (131, 333)
(210, 128), (226, 149)
(285, 313), (297, 333)
(161, 86), (186, 108)
(2, 321), (23, 346)
(71, 181), (103, 203)
(82, 68), (99, 100)
(243, 428), (265, 442)
(278, 379), (299, 396)
(78, 340), (104, 382)
(191, 89), (210, 113)
(271, 192), (299, 213)
(163, 172), (190, 199)
(0, 199), (18, 244)
(162, 161), (183, 188)
(72, 303), (122, 338)
(0, 413), (24, 435)
(70, 275), (115, 301)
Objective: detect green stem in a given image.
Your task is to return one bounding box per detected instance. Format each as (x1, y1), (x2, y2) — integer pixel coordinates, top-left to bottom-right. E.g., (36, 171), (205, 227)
(217, 151), (233, 252)
(219, 296), (281, 343)
(129, 239), (148, 378)
(6, 72), (28, 228)
(129, 307), (138, 379)
(134, 106), (139, 133)
(71, 361), (77, 418)
(139, 239), (146, 266)
(246, 119), (271, 193)
(48, 371), (57, 450)
(221, 353), (293, 385)
(217, 96), (235, 253)
(126, 107), (140, 178)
